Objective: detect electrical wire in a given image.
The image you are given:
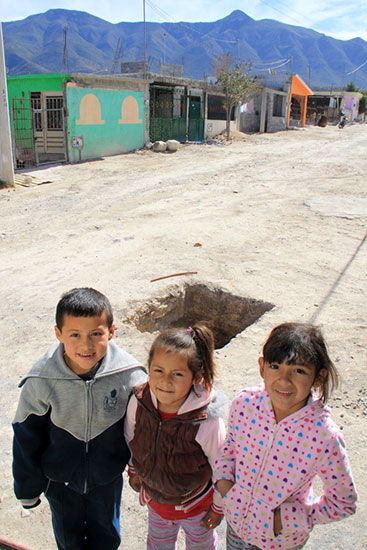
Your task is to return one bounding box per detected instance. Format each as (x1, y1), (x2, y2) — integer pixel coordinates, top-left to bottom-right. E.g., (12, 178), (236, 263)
(257, 0), (310, 27)
(142, 1), (361, 82)
(145, 0), (236, 44)
(346, 59), (367, 75)
(254, 58), (292, 71)
(252, 58), (288, 67)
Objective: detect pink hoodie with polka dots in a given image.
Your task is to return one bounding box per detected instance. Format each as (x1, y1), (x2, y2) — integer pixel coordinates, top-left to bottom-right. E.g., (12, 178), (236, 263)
(214, 384), (357, 550)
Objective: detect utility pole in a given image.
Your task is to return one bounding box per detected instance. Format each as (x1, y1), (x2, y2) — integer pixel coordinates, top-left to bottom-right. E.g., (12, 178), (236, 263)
(111, 38), (122, 74)
(308, 64), (311, 87)
(143, 0), (147, 79)
(63, 26), (69, 75)
(0, 20), (15, 187)
(163, 32), (167, 64)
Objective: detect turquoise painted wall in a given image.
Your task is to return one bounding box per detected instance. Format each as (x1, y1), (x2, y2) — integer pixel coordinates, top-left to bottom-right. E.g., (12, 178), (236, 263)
(67, 86), (144, 162)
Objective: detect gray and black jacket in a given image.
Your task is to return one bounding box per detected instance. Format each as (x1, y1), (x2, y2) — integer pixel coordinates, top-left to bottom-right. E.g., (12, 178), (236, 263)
(12, 340), (146, 507)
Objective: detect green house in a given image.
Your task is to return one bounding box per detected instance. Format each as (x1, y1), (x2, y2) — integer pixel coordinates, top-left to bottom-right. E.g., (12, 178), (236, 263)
(7, 73), (149, 167)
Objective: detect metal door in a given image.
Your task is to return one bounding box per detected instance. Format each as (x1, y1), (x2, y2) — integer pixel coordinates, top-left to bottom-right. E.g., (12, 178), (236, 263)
(11, 93), (67, 168)
(188, 96), (204, 141)
(11, 97), (37, 168)
(32, 92), (65, 158)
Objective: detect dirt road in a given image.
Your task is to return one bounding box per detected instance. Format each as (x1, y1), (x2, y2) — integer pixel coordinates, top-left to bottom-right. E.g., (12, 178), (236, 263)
(0, 123), (366, 549)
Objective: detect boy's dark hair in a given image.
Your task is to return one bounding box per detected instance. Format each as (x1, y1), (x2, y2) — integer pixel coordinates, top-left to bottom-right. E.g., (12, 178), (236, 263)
(148, 324), (216, 390)
(262, 322), (339, 403)
(55, 288), (114, 330)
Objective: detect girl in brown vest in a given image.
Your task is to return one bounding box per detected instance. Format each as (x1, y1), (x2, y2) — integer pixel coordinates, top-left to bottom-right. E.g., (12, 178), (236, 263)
(125, 324), (227, 549)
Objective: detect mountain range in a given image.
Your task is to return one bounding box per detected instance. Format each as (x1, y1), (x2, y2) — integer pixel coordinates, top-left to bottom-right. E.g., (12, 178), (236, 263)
(3, 9), (367, 89)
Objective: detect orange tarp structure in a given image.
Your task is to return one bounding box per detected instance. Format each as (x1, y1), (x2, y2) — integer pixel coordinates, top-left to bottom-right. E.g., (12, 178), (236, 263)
(287, 75), (313, 128)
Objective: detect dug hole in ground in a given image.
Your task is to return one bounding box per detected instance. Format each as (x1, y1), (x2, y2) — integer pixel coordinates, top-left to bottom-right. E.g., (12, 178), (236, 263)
(0, 124), (366, 549)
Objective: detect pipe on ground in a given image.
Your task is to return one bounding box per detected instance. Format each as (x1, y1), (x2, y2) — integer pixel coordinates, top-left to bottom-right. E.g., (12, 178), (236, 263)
(0, 535), (37, 550)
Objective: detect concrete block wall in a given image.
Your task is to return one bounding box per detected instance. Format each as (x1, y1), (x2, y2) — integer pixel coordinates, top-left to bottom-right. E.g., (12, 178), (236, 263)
(240, 112), (260, 132)
(267, 116), (287, 132)
(239, 91), (287, 134)
(266, 93), (287, 133)
(239, 95), (262, 132)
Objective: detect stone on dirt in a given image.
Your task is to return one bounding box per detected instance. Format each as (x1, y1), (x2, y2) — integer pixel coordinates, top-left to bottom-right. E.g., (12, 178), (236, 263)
(166, 140), (180, 152)
(152, 141), (167, 152)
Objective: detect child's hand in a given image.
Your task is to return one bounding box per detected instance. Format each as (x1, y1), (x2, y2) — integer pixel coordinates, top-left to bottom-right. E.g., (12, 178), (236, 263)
(274, 508), (282, 535)
(216, 479), (234, 498)
(200, 509), (223, 530)
(129, 474), (142, 492)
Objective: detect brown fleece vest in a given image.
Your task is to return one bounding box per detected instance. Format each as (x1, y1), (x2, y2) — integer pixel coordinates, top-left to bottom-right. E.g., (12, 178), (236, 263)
(129, 382), (212, 504)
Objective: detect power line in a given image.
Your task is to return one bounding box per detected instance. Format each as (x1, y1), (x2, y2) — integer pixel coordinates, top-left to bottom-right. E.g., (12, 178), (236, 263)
(145, 0), (173, 22)
(258, 0), (308, 27)
(145, 0), (236, 44)
(252, 58), (288, 67)
(254, 57), (292, 72)
(139, 2), (338, 80)
(346, 59), (367, 75)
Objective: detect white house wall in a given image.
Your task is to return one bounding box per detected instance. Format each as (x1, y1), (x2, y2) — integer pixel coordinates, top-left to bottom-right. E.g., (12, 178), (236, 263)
(205, 120), (237, 138)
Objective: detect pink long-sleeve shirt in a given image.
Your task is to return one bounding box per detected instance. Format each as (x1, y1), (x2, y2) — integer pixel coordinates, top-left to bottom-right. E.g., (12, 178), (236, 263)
(214, 384), (357, 550)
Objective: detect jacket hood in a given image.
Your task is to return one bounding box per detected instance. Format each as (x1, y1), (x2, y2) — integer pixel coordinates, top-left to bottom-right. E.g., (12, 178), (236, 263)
(257, 381), (331, 423)
(19, 340), (141, 387)
(149, 384), (228, 418)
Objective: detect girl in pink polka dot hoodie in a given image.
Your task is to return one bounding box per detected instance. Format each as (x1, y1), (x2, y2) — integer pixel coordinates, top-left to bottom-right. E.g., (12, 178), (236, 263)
(214, 322), (357, 550)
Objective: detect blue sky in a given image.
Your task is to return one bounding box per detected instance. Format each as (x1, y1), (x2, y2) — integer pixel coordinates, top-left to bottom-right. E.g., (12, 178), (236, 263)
(1, 0), (366, 41)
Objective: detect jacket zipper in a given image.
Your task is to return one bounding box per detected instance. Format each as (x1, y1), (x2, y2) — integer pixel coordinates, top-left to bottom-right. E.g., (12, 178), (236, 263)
(83, 380), (93, 494)
(137, 397), (207, 489)
(149, 414), (205, 489)
(151, 418), (162, 479)
(244, 422), (276, 523)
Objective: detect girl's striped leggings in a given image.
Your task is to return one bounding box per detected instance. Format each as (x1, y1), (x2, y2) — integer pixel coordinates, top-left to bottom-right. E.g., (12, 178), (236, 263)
(147, 506), (218, 550)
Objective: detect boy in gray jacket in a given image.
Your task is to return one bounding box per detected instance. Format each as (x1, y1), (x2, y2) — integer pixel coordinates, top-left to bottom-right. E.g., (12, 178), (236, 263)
(12, 287), (146, 550)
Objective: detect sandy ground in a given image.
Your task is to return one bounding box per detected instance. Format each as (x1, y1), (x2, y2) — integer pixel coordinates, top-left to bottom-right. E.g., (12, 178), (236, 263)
(0, 123), (366, 550)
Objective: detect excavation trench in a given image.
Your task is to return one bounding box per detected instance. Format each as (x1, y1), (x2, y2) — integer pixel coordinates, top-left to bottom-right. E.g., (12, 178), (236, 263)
(126, 283), (274, 349)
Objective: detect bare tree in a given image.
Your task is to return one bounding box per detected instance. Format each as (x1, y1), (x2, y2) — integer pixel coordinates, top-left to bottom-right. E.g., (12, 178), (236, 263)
(212, 53), (259, 140)
(359, 90), (367, 121)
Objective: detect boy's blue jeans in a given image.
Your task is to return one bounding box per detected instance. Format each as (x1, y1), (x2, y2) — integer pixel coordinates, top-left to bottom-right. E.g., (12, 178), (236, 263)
(45, 475), (123, 550)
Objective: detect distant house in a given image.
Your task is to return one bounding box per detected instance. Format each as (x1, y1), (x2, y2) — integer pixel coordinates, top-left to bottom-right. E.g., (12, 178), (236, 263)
(148, 77), (205, 143)
(307, 91), (363, 124)
(66, 73), (148, 163)
(7, 74), (69, 167)
(119, 63), (238, 142)
(239, 85), (289, 134)
(7, 73), (149, 167)
(146, 73), (237, 143)
(287, 75), (313, 127)
(342, 92), (362, 120)
(239, 74), (312, 133)
(7, 71), (235, 168)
